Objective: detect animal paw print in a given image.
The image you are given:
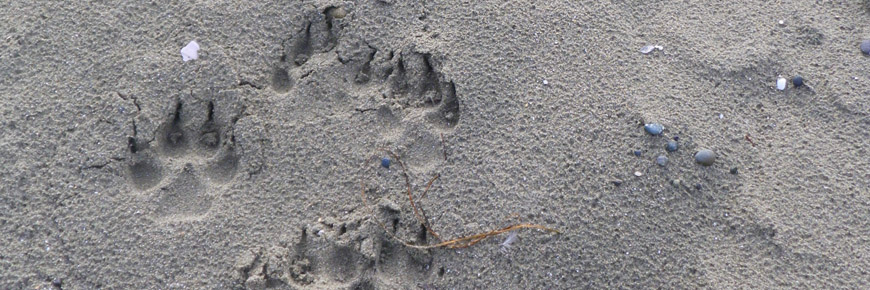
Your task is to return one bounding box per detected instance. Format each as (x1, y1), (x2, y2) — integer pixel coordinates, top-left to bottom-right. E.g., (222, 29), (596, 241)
(270, 7), (461, 130)
(233, 218), (434, 289)
(272, 7), (345, 93)
(382, 50), (460, 129)
(346, 46), (461, 130)
(127, 98), (240, 222)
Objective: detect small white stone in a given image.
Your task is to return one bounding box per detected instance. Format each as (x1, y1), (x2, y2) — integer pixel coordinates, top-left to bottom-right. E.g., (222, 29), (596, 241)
(542, 79), (548, 85)
(640, 45), (663, 54)
(640, 45), (655, 54)
(634, 171), (643, 177)
(180, 40), (200, 62)
(776, 77), (786, 90)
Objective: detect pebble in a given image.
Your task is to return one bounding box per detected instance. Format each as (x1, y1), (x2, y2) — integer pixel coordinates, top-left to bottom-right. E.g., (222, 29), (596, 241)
(694, 149), (716, 166)
(861, 40), (870, 55)
(665, 141), (679, 152)
(329, 7), (348, 19)
(381, 157), (391, 169)
(634, 171), (643, 177)
(776, 77), (786, 90)
(640, 45), (664, 54)
(633, 150), (642, 157)
(673, 136), (679, 141)
(656, 155), (668, 166)
(612, 180), (623, 186)
(695, 183), (703, 190)
(792, 75), (804, 87)
(644, 123), (664, 135)
(52, 278), (62, 288)
(730, 167), (739, 174)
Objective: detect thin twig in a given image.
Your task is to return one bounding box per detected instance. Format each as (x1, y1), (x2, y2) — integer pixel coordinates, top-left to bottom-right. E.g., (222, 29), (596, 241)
(420, 173), (440, 200)
(361, 182), (559, 249)
(384, 149), (440, 240)
(361, 149), (560, 250)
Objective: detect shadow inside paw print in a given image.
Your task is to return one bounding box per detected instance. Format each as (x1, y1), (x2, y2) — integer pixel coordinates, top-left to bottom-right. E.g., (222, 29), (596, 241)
(385, 50), (460, 129)
(268, 6), (461, 130)
(127, 96), (242, 221)
(273, 8), (345, 93)
(233, 216), (438, 289)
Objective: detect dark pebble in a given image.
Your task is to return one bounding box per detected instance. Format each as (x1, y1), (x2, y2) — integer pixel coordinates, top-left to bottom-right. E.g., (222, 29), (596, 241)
(656, 155), (668, 166)
(861, 40), (870, 55)
(695, 183), (702, 190)
(673, 136), (679, 141)
(694, 149), (716, 166)
(633, 150), (642, 157)
(644, 123), (664, 135)
(730, 167), (739, 174)
(612, 180), (623, 186)
(665, 141), (679, 152)
(792, 75), (803, 87)
(381, 157), (391, 169)
(52, 278), (62, 287)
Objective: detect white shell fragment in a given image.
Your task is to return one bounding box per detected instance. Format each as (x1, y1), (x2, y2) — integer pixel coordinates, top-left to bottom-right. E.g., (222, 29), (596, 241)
(776, 77), (786, 90)
(640, 45), (663, 54)
(180, 40), (200, 62)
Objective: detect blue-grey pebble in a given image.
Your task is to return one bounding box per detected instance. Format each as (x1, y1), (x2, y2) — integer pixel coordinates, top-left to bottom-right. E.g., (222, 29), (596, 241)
(381, 157), (391, 169)
(694, 149), (716, 166)
(656, 155), (668, 166)
(644, 123), (664, 135)
(862, 40), (870, 55)
(666, 141), (678, 152)
(633, 150), (642, 157)
(792, 75), (804, 87)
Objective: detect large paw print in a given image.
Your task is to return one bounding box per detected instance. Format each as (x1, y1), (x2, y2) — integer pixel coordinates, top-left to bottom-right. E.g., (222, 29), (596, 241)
(127, 97), (241, 222)
(233, 218), (435, 289)
(272, 7), (344, 93)
(270, 8), (461, 130)
(382, 50), (460, 129)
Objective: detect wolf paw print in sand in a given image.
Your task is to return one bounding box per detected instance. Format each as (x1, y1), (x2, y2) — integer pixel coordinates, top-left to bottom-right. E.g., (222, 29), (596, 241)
(126, 95), (243, 222)
(271, 7), (343, 94)
(343, 45), (461, 131)
(271, 8), (461, 131)
(269, 7), (460, 175)
(234, 218), (435, 289)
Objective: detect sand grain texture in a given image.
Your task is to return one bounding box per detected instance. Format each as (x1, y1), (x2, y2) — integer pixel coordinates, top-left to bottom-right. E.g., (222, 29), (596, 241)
(2, 0), (869, 288)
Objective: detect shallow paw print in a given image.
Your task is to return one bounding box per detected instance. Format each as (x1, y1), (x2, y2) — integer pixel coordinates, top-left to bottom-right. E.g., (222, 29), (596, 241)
(126, 98), (241, 222)
(233, 220), (382, 289)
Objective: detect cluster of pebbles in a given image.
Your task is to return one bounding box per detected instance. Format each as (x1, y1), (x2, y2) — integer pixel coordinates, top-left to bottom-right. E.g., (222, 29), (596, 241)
(622, 122), (724, 189)
(641, 122), (716, 168)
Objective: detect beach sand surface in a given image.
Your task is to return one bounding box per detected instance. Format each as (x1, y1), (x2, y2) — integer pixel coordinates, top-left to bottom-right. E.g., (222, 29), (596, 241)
(2, 0), (869, 288)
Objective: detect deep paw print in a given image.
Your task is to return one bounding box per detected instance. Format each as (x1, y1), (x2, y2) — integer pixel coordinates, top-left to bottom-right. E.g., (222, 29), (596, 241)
(267, 6), (461, 130)
(272, 7), (346, 93)
(345, 46), (461, 129)
(126, 97), (241, 222)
